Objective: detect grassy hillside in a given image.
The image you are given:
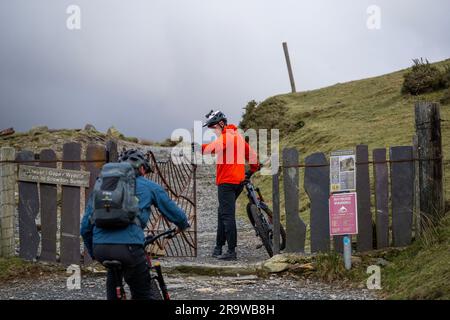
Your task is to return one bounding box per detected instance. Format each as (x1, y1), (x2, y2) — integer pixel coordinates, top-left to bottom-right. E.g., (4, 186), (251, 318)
(381, 211), (450, 299)
(237, 58), (450, 299)
(238, 59), (450, 228)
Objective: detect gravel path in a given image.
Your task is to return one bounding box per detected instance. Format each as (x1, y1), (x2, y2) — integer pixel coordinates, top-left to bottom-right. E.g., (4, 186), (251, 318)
(0, 273), (375, 300)
(161, 161), (269, 268)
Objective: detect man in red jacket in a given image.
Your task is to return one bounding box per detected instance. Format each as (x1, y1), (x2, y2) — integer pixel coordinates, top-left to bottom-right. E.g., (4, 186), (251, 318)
(199, 110), (260, 260)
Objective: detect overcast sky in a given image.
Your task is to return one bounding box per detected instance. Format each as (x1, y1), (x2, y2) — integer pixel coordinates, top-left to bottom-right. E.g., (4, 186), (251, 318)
(1, 0), (449, 140)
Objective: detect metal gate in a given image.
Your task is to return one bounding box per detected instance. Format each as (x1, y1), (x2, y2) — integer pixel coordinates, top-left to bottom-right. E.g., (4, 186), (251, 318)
(144, 150), (197, 257)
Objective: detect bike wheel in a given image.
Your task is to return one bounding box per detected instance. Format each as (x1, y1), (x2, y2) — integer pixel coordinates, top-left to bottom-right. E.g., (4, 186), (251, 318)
(247, 203), (286, 252)
(149, 278), (163, 300)
(249, 204), (273, 257)
(261, 207), (287, 251)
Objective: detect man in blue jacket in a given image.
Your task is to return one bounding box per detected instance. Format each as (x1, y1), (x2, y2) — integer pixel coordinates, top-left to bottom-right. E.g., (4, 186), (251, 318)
(81, 149), (190, 300)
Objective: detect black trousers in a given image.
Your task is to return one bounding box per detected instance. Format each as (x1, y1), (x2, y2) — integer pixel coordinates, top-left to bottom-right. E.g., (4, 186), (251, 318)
(217, 183), (244, 251)
(93, 244), (160, 300)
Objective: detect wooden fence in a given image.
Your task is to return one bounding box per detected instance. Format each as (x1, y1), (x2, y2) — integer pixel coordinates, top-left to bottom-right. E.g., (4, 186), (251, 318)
(0, 141), (197, 264)
(273, 101), (445, 254)
(277, 145), (416, 254)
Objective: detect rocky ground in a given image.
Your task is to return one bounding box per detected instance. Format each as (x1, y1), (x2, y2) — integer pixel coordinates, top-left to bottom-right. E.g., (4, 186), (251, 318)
(0, 272), (375, 300)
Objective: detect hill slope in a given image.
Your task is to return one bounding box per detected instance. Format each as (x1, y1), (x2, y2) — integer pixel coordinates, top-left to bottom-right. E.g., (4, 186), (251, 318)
(240, 58), (450, 300)
(242, 58), (450, 219)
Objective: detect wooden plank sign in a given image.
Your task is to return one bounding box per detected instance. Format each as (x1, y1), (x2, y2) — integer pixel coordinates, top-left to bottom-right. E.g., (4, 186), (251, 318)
(18, 165), (90, 187)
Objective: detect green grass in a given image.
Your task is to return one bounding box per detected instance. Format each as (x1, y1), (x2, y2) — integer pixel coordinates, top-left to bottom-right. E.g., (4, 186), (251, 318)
(0, 257), (62, 282)
(381, 213), (450, 299)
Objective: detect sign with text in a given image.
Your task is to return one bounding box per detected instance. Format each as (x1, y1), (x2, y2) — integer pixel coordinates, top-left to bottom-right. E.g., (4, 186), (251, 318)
(329, 192), (358, 236)
(18, 165), (90, 187)
(330, 150), (356, 192)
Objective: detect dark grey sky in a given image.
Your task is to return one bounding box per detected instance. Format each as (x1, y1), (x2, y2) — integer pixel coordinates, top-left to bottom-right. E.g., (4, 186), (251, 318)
(1, 0), (450, 140)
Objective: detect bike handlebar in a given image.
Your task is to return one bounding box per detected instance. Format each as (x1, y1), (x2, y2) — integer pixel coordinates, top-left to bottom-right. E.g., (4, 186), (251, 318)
(144, 228), (177, 248)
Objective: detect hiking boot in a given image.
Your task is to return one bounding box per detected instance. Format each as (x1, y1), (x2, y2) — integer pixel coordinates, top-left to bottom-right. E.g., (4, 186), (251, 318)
(212, 246), (222, 258)
(218, 250), (237, 261)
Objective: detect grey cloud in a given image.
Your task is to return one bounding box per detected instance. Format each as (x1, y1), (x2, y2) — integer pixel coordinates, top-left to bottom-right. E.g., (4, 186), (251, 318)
(1, 0), (449, 140)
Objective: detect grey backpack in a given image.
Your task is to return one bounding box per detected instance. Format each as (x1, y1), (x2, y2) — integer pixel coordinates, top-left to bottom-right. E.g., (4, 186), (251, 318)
(91, 162), (140, 229)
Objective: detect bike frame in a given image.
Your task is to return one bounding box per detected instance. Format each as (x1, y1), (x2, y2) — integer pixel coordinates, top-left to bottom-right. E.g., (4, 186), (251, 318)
(144, 228), (176, 301)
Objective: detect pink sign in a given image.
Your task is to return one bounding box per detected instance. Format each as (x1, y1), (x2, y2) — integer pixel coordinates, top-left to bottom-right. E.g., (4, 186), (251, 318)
(329, 192), (358, 236)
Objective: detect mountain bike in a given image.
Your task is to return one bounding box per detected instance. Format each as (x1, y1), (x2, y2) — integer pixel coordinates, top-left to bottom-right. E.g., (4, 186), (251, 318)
(102, 228), (177, 300)
(244, 178), (286, 257)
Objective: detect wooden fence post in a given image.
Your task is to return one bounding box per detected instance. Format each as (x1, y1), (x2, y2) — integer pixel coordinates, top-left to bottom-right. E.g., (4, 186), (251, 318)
(412, 135), (421, 238)
(356, 145), (373, 252)
(60, 142), (82, 265)
(17, 150), (40, 260)
(282, 148), (306, 253)
(0, 147), (16, 257)
(373, 148), (389, 249)
(83, 144), (106, 265)
(304, 152), (330, 253)
(414, 102), (444, 227)
(390, 146), (414, 247)
(39, 149), (58, 262)
(272, 170), (280, 255)
(106, 139), (119, 163)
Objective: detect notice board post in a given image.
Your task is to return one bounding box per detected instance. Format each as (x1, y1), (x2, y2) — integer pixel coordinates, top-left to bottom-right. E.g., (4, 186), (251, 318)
(329, 150), (358, 270)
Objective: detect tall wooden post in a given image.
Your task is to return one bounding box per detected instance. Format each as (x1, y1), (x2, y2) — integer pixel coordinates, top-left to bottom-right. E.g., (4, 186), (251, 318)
(282, 148), (306, 252)
(414, 101), (444, 227)
(412, 135), (421, 237)
(0, 147), (16, 257)
(282, 42), (297, 93)
(272, 170), (280, 255)
(106, 139), (118, 163)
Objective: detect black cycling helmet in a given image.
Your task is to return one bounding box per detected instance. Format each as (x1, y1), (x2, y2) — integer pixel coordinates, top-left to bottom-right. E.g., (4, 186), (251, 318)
(119, 149), (152, 174)
(203, 110), (227, 128)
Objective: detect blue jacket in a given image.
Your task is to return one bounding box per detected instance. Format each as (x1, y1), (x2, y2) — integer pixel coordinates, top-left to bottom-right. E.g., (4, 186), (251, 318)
(80, 175), (190, 257)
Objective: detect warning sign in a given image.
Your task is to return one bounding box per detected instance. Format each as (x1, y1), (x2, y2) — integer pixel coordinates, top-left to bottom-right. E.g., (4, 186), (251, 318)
(329, 192), (358, 236)
(330, 150), (356, 192)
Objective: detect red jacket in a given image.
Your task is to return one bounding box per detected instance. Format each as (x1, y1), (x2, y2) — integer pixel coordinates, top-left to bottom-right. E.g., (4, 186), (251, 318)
(202, 124), (260, 185)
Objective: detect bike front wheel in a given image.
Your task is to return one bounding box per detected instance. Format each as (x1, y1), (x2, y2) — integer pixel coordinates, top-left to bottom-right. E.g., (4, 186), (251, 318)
(248, 204), (273, 257)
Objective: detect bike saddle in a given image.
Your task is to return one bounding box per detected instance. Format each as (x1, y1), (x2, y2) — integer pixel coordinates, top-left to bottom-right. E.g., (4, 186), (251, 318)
(102, 260), (122, 269)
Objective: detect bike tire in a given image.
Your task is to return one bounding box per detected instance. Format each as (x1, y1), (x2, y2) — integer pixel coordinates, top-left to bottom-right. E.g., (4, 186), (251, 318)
(249, 204), (273, 257)
(150, 278), (163, 300)
(261, 206), (287, 251)
(246, 203), (286, 252)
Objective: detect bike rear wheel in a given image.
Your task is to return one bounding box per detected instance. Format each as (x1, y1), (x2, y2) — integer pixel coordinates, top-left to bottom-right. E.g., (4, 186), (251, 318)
(248, 204), (273, 257)
(262, 206), (287, 251)
(246, 203), (286, 253)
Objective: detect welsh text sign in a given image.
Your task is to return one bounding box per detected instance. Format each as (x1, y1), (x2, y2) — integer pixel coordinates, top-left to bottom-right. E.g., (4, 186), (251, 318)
(18, 165), (90, 187)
